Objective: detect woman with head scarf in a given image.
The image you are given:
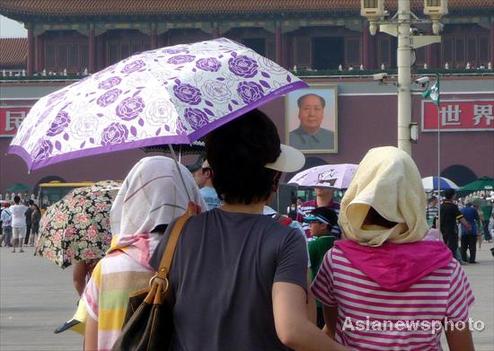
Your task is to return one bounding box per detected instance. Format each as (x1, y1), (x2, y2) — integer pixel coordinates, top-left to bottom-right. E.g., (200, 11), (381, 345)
(83, 156), (205, 351)
(312, 147), (475, 351)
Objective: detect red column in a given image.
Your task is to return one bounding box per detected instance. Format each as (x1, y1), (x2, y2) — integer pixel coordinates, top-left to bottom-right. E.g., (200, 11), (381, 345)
(88, 24), (96, 73)
(361, 24), (376, 69)
(27, 25), (35, 76)
(426, 43), (440, 69)
(275, 22), (283, 67)
(491, 22), (494, 66)
(35, 34), (44, 72)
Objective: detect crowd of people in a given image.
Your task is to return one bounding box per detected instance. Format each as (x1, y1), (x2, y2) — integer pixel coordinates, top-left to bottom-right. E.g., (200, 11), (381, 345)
(426, 189), (494, 265)
(0, 196), (41, 252)
(3, 108), (492, 351)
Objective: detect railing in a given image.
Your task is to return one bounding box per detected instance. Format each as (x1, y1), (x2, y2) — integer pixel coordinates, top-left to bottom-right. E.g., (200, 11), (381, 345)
(0, 68), (493, 82)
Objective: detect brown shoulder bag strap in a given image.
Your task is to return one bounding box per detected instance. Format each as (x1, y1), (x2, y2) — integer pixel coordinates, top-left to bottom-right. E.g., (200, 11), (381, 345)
(154, 205), (195, 281)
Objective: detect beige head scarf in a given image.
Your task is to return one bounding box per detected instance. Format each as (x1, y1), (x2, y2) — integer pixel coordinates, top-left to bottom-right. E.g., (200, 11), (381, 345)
(338, 146), (428, 247)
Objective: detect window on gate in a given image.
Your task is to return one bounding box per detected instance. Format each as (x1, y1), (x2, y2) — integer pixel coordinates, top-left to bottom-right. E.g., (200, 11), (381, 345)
(312, 37), (344, 70)
(242, 38), (266, 56)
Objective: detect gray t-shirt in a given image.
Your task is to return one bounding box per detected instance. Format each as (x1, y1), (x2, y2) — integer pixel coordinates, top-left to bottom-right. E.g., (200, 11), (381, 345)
(150, 208), (308, 351)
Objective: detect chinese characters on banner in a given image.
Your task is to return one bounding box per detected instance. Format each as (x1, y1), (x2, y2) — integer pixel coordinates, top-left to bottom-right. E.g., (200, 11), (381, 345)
(0, 106), (32, 137)
(422, 100), (494, 131)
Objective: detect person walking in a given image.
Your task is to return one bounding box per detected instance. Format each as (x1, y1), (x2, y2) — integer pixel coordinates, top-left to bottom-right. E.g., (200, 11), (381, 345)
(440, 189), (471, 262)
(23, 200), (33, 246)
(426, 195), (439, 228)
(305, 207), (338, 328)
(198, 160), (221, 210)
(1, 203), (12, 247)
(311, 146), (475, 351)
(460, 203), (481, 263)
(10, 196), (28, 253)
(29, 202), (41, 246)
(150, 109), (347, 351)
(83, 156), (205, 351)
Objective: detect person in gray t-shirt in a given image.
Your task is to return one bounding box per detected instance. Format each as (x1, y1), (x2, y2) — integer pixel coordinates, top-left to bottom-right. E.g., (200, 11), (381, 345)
(151, 110), (348, 351)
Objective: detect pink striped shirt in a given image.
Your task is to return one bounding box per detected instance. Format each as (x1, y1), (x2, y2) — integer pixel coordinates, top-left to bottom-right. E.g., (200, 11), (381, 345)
(311, 247), (474, 351)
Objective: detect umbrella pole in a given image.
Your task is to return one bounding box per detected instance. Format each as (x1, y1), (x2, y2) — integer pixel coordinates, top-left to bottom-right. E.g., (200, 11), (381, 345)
(168, 145), (192, 202)
(436, 104), (441, 230)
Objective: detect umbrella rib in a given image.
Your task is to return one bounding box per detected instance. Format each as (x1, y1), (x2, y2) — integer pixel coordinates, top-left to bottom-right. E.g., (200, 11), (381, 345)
(149, 203), (186, 214)
(124, 175), (174, 203)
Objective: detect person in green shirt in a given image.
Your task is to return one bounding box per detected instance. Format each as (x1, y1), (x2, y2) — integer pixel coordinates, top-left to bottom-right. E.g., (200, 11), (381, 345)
(305, 206), (338, 328)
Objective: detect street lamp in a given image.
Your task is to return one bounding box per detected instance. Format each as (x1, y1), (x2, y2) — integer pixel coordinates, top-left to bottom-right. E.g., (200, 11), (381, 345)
(360, 0), (385, 35)
(424, 0), (449, 35)
(361, 0), (447, 155)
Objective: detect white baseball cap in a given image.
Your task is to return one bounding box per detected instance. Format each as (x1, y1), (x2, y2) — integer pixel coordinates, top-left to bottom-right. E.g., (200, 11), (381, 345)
(265, 144), (305, 173)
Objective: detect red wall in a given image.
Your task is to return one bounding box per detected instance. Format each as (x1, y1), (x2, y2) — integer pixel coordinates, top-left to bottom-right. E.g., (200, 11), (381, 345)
(1, 84), (493, 193)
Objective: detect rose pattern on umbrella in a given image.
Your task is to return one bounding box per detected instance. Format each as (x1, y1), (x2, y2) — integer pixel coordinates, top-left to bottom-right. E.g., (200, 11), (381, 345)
(167, 55), (196, 65)
(32, 139), (53, 161)
(237, 81), (265, 104)
(228, 55), (258, 78)
(98, 76), (122, 90)
(258, 56), (288, 73)
(11, 38), (306, 171)
(173, 82), (202, 105)
(46, 111), (71, 136)
(145, 99), (176, 127)
(116, 96), (145, 121)
(175, 120), (188, 135)
(70, 115), (99, 139)
(47, 90), (67, 106)
(35, 181), (118, 268)
(101, 123), (129, 146)
(184, 108), (209, 130)
(121, 59), (146, 74)
(96, 88), (122, 107)
(162, 47), (189, 55)
(202, 80), (231, 103)
(196, 57), (221, 72)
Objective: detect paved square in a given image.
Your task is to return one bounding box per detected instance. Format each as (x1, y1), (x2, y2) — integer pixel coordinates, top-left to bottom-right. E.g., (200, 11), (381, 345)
(1, 243), (493, 350)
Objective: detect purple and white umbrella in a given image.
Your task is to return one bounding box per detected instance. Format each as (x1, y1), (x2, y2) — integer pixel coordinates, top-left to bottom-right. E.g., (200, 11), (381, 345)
(421, 176), (459, 192)
(287, 164), (358, 189)
(9, 38), (307, 170)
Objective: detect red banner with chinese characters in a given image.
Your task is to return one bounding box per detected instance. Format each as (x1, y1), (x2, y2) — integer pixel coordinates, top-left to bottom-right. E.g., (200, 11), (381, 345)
(422, 99), (494, 132)
(0, 106), (32, 137)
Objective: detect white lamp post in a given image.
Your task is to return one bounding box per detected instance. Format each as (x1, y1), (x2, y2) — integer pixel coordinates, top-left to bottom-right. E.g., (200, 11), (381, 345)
(361, 0), (447, 155)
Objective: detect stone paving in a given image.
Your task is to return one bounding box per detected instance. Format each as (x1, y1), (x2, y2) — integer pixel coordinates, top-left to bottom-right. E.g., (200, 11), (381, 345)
(1, 243), (493, 350)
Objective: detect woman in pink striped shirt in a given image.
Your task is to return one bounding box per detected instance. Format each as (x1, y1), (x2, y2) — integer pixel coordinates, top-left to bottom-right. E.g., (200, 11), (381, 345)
(311, 146), (475, 351)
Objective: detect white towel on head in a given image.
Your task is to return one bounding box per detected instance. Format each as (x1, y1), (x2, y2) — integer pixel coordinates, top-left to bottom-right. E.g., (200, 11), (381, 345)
(338, 146), (428, 247)
(110, 156), (206, 241)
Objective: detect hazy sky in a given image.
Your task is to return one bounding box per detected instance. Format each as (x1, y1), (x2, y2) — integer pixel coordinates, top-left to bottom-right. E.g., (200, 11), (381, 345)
(0, 15), (27, 38)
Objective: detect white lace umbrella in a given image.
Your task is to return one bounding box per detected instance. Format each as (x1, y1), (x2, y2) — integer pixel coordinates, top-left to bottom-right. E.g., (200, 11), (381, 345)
(9, 38), (307, 171)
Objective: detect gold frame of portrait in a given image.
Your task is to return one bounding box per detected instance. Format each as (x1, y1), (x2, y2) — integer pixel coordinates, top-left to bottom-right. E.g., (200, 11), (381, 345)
(285, 83), (338, 154)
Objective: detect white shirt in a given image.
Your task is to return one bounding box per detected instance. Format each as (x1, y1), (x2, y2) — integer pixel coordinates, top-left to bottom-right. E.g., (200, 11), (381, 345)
(10, 204), (28, 227)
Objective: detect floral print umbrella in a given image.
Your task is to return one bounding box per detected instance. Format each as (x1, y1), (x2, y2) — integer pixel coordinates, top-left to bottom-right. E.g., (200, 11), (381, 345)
(35, 180), (120, 268)
(9, 38), (307, 170)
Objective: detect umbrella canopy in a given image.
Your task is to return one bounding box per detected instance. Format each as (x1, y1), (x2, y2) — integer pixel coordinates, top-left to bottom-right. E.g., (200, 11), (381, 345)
(421, 176), (459, 192)
(6, 183), (31, 193)
(34, 180), (120, 268)
(9, 38), (307, 170)
(287, 164), (358, 189)
(458, 177), (494, 195)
